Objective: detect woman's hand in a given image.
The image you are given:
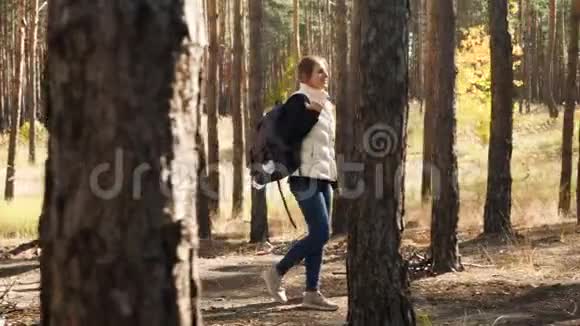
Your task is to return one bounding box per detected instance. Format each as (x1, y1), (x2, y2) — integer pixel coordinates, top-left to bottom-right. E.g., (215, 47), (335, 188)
(306, 101), (324, 112)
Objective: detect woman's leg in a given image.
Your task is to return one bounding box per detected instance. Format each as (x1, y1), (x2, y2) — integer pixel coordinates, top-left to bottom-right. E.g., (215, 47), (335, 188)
(303, 182), (332, 291)
(276, 178), (330, 284)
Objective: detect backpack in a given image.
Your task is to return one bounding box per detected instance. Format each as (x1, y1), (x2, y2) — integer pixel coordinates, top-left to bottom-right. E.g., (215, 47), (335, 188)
(249, 99), (302, 228)
(250, 96), (308, 182)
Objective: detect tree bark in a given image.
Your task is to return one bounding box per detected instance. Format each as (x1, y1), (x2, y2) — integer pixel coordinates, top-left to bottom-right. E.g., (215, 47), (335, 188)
(421, 0), (437, 204)
(207, 0), (221, 219)
(248, 0), (268, 243)
(28, 0), (40, 164)
(559, 0), (578, 215)
(546, 0), (559, 117)
(40, 0), (206, 324)
(430, 0), (462, 274)
(347, 0), (416, 324)
(331, 0), (349, 236)
(293, 0), (301, 60)
(524, 0), (533, 112)
(566, 1), (579, 220)
(4, 4), (26, 201)
(231, 0), (244, 220)
(484, 0), (514, 236)
(197, 73), (211, 240)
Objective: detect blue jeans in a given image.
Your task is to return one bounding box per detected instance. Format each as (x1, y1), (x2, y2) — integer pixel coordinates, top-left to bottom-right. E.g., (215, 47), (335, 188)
(276, 176), (332, 291)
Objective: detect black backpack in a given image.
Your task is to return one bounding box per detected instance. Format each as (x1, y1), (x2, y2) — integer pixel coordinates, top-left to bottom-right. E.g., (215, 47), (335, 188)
(249, 105), (300, 184)
(249, 99), (302, 228)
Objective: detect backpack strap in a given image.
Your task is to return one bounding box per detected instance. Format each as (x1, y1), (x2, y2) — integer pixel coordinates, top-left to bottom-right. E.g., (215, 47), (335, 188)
(277, 179), (297, 229)
(287, 91), (308, 177)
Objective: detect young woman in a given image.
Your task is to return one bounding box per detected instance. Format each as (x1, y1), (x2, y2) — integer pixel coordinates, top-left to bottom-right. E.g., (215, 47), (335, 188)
(262, 56), (338, 311)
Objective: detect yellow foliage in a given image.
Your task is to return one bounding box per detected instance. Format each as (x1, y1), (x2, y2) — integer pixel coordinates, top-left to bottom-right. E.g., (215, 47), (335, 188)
(456, 24), (523, 144)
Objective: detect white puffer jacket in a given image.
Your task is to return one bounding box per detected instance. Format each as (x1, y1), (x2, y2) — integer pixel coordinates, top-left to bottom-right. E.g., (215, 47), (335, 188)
(291, 83), (337, 182)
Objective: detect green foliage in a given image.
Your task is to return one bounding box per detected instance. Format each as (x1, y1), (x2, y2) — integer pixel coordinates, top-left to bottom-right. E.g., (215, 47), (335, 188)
(265, 55), (298, 109)
(19, 121), (48, 144)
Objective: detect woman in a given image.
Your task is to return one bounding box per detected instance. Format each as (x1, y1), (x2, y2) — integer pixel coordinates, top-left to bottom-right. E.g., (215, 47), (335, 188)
(262, 56), (338, 311)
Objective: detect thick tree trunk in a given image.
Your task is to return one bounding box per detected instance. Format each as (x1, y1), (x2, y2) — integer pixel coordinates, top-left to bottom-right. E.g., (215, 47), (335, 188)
(231, 0), (244, 220)
(430, 0), (462, 274)
(331, 0), (349, 236)
(207, 0), (221, 219)
(40, 0), (205, 324)
(421, 0), (437, 204)
(347, 1), (416, 324)
(248, 0), (268, 243)
(4, 11), (26, 201)
(484, 0), (514, 236)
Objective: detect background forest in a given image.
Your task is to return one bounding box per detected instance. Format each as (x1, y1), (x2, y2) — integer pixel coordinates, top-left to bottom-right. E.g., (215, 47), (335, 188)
(1, 0), (578, 239)
(0, 0), (579, 324)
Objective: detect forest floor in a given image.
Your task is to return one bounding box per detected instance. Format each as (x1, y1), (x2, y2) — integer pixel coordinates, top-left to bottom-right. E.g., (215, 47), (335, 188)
(2, 223), (580, 325)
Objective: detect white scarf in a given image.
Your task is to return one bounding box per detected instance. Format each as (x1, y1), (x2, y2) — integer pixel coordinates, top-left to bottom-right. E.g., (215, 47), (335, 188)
(297, 83), (330, 107)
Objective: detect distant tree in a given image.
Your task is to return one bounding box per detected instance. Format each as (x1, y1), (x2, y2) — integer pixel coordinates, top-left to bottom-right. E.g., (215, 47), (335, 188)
(331, 0), (349, 236)
(347, 0), (416, 324)
(483, 0), (514, 236)
(39, 0), (205, 324)
(430, 0), (462, 274)
(4, 0), (26, 201)
(231, 0), (245, 220)
(249, 0), (268, 243)
(545, 0), (559, 117)
(207, 0), (221, 219)
(421, 0), (437, 204)
(569, 0), (580, 222)
(558, 0), (578, 215)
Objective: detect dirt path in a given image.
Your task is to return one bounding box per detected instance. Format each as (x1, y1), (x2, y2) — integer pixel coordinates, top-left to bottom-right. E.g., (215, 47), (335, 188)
(3, 224), (580, 325)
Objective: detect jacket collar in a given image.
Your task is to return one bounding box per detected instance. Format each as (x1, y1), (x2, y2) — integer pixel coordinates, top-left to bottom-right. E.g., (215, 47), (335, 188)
(298, 83), (330, 107)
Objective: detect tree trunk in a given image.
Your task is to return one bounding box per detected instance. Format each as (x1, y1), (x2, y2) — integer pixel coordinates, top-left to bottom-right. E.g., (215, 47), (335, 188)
(218, 0), (229, 116)
(0, 0), (6, 133)
(566, 1), (579, 220)
(430, 0), (462, 274)
(524, 0), (533, 112)
(249, 0), (268, 243)
(40, 0), (205, 324)
(484, 0), (514, 236)
(197, 80), (211, 240)
(331, 0), (349, 236)
(207, 0), (221, 219)
(558, 0), (577, 215)
(293, 0), (301, 60)
(347, 0), (416, 324)
(28, 0), (40, 164)
(231, 0), (244, 220)
(4, 6), (26, 201)
(421, 0), (437, 204)
(546, 0), (559, 117)
(531, 7), (540, 103)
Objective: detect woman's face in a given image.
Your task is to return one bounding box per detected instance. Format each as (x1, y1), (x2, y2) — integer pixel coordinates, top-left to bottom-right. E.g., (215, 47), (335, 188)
(306, 61), (329, 90)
